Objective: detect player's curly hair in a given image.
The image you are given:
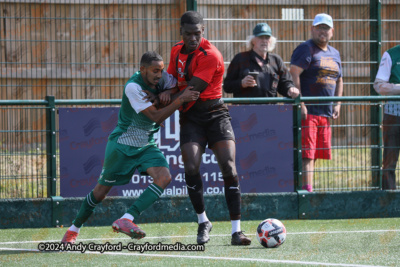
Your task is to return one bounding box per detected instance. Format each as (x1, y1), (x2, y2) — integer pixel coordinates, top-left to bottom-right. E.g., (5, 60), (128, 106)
(181, 11), (203, 26)
(140, 51), (163, 67)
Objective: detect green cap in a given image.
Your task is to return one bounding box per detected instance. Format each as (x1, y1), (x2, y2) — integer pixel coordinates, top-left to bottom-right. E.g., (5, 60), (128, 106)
(253, 23), (272, 37)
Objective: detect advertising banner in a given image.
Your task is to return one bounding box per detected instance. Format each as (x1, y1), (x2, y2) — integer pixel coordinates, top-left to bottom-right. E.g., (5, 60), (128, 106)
(59, 105), (293, 197)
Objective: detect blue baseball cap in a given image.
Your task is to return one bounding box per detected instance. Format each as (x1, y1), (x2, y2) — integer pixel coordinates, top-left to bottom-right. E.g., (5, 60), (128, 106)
(253, 23), (272, 37)
(312, 13), (334, 28)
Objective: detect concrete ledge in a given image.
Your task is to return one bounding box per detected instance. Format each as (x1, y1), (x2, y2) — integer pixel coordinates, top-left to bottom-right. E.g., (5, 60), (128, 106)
(299, 190), (400, 219)
(60, 193), (298, 228)
(0, 191), (399, 229)
(0, 198), (52, 229)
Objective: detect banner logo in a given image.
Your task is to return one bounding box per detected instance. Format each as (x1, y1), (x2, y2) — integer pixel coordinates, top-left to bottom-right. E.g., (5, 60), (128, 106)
(154, 111), (180, 152)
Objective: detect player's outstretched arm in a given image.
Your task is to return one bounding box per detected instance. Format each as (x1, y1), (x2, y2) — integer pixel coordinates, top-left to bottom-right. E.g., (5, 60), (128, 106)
(159, 87), (179, 106)
(141, 87), (199, 125)
(168, 76), (209, 104)
(142, 87), (179, 108)
(188, 76), (208, 92)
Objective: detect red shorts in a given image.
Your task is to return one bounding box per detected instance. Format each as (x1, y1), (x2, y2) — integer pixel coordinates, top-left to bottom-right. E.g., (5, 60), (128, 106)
(301, 114), (331, 160)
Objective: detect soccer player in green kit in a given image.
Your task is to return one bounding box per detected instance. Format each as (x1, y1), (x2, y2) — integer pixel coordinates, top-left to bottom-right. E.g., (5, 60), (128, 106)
(61, 51), (199, 244)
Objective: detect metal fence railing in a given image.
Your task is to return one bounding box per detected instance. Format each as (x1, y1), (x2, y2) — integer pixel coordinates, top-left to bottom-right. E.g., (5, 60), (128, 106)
(0, 100), (51, 198)
(1, 0), (399, 100)
(1, 96), (400, 199)
(302, 101), (381, 192)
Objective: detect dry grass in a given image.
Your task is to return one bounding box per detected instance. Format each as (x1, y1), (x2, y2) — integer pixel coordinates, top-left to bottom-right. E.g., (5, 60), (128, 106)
(313, 147), (376, 191)
(0, 151), (61, 198)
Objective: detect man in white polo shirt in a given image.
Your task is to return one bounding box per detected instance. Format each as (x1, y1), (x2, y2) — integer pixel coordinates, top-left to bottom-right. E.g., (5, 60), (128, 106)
(374, 44), (400, 190)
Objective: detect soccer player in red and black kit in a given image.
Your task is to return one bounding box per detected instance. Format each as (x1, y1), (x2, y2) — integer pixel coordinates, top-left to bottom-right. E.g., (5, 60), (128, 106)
(163, 11), (251, 246)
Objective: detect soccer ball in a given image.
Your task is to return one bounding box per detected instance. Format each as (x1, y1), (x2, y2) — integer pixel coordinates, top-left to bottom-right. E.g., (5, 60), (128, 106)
(256, 218), (286, 248)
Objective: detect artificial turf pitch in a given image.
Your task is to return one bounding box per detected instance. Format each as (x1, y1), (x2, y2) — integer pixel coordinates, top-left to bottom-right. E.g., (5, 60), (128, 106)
(0, 218), (399, 266)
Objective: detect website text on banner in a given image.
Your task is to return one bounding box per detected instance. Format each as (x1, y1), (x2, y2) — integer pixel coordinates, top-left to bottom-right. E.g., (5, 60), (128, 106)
(59, 105), (293, 197)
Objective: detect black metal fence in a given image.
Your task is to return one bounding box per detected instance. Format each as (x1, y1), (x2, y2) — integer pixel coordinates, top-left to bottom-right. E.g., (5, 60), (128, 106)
(1, 1), (400, 198)
(1, 96), (399, 198)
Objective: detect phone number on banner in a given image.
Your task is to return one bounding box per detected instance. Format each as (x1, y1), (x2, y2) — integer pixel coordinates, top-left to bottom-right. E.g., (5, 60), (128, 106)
(131, 172), (223, 184)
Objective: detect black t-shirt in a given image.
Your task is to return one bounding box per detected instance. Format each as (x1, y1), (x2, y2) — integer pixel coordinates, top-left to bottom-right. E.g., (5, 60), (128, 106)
(223, 50), (294, 98)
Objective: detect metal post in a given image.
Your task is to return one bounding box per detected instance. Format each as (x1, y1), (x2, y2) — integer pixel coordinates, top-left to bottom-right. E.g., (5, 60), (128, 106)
(51, 196), (64, 227)
(378, 102), (383, 189)
(186, 0), (197, 11)
(294, 97), (310, 219)
(370, 0), (382, 188)
(294, 97), (303, 191)
(46, 96), (57, 197)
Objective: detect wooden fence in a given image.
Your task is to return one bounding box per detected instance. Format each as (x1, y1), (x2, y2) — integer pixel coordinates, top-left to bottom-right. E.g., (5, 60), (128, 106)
(0, 0), (399, 101)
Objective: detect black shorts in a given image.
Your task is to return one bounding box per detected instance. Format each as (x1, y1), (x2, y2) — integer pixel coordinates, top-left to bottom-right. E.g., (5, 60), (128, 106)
(179, 99), (235, 149)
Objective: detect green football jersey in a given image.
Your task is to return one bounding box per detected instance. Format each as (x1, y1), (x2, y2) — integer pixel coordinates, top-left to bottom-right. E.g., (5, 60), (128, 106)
(109, 71), (160, 148)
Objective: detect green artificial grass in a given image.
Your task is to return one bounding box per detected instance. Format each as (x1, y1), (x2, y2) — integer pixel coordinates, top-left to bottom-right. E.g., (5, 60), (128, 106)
(0, 218), (399, 266)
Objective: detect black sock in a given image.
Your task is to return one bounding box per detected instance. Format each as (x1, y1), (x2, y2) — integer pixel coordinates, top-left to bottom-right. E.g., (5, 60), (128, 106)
(185, 172), (205, 214)
(223, 175), (241, 220)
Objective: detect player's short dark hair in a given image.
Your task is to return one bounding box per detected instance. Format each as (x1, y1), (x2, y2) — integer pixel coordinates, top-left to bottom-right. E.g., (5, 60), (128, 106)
(140, 51), (163, 67)
(181, 11), (204, 26)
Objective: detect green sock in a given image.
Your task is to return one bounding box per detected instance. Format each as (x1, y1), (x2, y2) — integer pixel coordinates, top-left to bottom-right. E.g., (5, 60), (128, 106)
(72, 190), (101, 228)
(127, 183), (164, 220)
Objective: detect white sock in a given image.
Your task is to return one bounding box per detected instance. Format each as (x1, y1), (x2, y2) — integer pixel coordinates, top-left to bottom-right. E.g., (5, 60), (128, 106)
(231, 220), (241, 235)
(197, 211), (209, 224)
(69, 224), (80, 233)
(121, 213), (134, 221)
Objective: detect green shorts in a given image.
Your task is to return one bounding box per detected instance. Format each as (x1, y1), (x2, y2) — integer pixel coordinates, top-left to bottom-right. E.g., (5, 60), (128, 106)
(98, 140), (169, 186)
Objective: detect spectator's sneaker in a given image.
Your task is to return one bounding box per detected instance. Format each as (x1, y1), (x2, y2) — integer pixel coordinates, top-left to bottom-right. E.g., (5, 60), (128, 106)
(302, 184), (313, 192)
(112, 218), (146, 239)
(61, 230), (79, 245)
(197, 221), (212, 245)
(231, 231), (251, 245)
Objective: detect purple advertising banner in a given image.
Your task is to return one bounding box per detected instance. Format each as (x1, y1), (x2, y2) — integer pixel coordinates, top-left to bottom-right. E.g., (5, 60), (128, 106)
(59, 105), (293, 197)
